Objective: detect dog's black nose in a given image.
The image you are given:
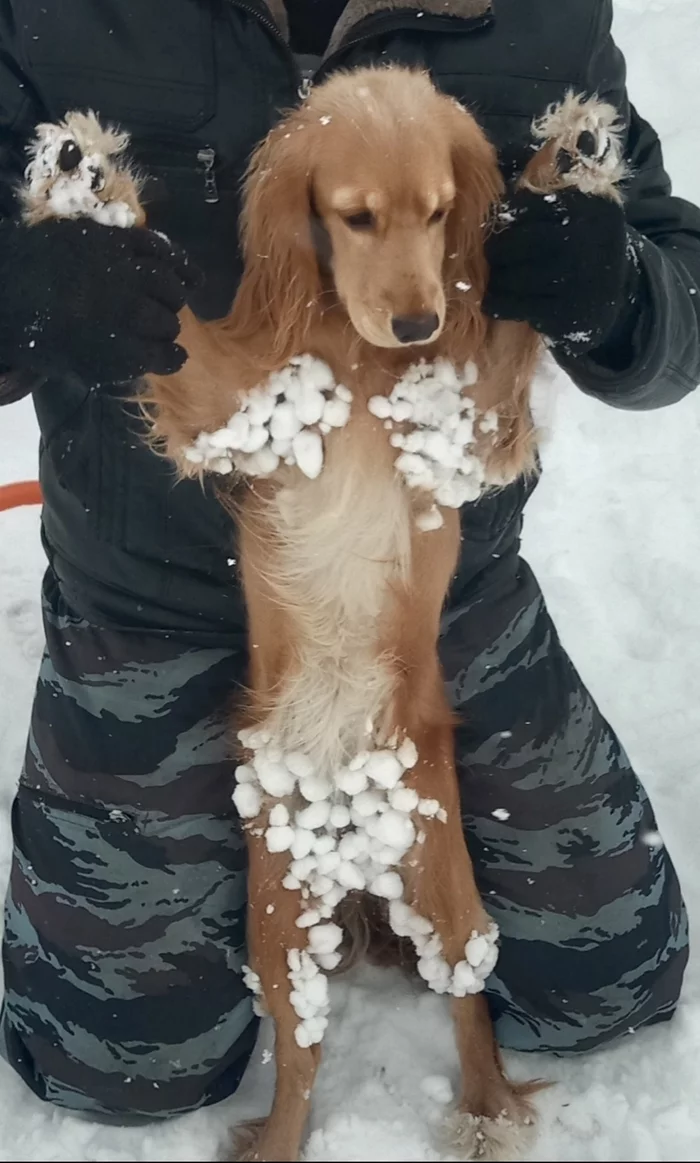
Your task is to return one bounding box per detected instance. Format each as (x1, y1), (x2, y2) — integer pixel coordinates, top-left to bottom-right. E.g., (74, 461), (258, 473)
(58, 139), (83, 173)
(391, 313), (440, 345)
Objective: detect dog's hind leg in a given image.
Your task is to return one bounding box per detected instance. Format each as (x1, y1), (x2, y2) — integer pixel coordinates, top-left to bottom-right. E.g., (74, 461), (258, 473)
(394, 714), (539, 1159)
(227, 835), (325, 1163)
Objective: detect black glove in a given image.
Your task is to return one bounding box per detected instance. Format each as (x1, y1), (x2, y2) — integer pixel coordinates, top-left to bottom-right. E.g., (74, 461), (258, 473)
(0, 217), (202, 384)
(482, 186), (640, 354)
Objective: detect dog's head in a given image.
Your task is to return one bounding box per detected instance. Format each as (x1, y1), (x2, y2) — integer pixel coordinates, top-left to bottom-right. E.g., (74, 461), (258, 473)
(234, 67), (503, 357)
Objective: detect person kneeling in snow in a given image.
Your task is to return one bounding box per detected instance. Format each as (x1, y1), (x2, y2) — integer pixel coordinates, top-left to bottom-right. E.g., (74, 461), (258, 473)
(0, 0), (694, 1123)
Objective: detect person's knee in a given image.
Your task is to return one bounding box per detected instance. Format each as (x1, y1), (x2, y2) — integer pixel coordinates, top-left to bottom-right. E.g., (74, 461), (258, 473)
(1, 778), (256, 1118)
(489, 902), (689, 1055)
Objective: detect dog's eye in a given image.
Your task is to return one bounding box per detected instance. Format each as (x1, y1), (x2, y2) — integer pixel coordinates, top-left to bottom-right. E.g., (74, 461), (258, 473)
(429, 208), (447, 224)
(344, 210), (374, 230)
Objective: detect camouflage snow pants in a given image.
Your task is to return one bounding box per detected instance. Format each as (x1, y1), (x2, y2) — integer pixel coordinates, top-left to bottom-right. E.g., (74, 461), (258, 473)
(0, 563), (689, 1120)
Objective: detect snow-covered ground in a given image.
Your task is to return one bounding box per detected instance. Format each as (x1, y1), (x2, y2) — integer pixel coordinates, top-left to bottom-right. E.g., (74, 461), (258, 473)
(1, 0), (699, 1159)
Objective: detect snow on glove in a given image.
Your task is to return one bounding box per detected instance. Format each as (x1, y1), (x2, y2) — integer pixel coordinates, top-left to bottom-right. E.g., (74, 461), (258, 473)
(0, 217), (202, 384)
(482, 185), (640, 354)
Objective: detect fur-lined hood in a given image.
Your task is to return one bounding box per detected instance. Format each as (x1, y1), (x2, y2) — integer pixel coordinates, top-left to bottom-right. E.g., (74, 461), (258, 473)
(265, 1), (492, 54)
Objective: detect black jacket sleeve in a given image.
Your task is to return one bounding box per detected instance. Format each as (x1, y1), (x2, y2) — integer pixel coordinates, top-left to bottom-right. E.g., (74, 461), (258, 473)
(557, 1), (700, 409)
(0, 10), (47, 404)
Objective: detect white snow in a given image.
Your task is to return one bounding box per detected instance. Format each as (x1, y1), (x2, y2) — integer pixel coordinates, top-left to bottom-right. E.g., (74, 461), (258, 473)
(183, 355), (351, 479)
(369, 357), (500, 526)
(1, 2), (700, 1158)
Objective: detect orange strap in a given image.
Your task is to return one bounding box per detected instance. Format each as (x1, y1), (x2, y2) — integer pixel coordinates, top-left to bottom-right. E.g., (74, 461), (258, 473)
(0, 480), (43, 511)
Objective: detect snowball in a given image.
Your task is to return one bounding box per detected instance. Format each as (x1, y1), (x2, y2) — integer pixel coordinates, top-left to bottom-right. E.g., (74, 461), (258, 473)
(235, 763), (256, 784)
(265, 824), (295, 853)
(321, 884), (346, 911)
(452, 960), (481, 996)
(296, 355), (335, 392)
(294, 1024), (313, 1048)
(417, 798), (442, 818)
(308, 874), (334, 898)
(338, 832), (367, 862)
(232, 783), (262, 819)
(464, 934), (490, 967)
(307, 923), (343, 954)
(269, 401), (303, 440)
(371, 809), (416, 853)
(372, 844), (403, 867)
(336, 767), (369, 795)
(285, 752), (315, 779)
(303, 973), (329, 1008)
(313, 834), (336, 856)
(418, 954), (452, 993)
(225, 412), (251, 448)
(299, 774), (333, 802)
(241, 423), (269, 453)
(290, 856), (316, 881)
(238, 726), (271, 748)
(294, 388), (325, 427)
(391, 400), (414, 423)
(368, 395), (392, 419)
(336, 862), (366, 891)
(296, 909), (322, 929)
(210, 456), (234, 475)
(315, 951), (342, 971)
(365, 751), (403, 789)
(417, 506), (444, 532)
(322, 397), (351, 428)
(296, 801), (331, 830)
(397, 739), (418, 769)
(255, 756), (296, 798)
(352, 789), (384, 817)
(316, 850), (342, 875)
(242, 965), (262, 996)
(283, 873), (301, 890)
(389, 900), (433, 939)
(290, 828), (316, 860)
(293, 430), (324, 479)
(348, 751), (370, 771)
(463, 361), (479, 386)
(269, 803), (289, 827)
(369, 871), (404, 900)
(329, 804), (351, 829)
(479, 409), (498, 434)
(372, 359), (493, 527)
(389, 785), (419, 813)
(288, 945), (330, 1046)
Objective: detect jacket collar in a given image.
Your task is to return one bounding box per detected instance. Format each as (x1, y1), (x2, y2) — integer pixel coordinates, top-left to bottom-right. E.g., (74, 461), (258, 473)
(264, 1), (493, 52)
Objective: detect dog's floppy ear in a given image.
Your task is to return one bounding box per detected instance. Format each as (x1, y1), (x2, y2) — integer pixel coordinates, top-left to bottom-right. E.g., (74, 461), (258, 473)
(231, 113), (323, 364)
(442, 100), (504, 308)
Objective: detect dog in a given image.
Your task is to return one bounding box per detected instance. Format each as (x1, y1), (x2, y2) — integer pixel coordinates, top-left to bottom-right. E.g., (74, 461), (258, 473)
(21, 67), (624, 1162)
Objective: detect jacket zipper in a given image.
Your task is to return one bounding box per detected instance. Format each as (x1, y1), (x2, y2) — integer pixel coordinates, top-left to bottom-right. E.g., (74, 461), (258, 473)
(197, 147), (219, 203)
(227, 0), (492, 88)
(226, 0), (306, 96)
(221, 2), (493, 147)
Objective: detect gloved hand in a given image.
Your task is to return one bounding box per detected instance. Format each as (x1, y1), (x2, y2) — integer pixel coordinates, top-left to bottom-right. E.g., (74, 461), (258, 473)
(482, 185), (640, 354)
(0, 217), (201, 384)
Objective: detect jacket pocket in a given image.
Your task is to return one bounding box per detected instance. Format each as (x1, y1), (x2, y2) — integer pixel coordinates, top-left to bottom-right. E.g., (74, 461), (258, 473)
(22, 0), (216, 133)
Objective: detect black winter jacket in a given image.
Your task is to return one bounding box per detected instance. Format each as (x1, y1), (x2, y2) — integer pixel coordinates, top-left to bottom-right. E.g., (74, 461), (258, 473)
(0, 0), (699, 634)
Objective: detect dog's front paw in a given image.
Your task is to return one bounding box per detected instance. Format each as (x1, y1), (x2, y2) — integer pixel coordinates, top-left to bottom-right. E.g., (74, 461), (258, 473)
(21, 111), (144, 227)
(525, 92), (626, 201)
(183, 356), (352, 479)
